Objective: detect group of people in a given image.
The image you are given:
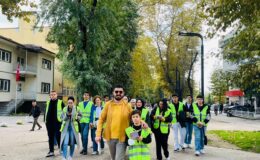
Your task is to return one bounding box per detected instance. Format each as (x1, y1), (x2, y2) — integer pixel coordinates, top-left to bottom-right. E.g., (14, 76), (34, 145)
(31, 84), (211, 160)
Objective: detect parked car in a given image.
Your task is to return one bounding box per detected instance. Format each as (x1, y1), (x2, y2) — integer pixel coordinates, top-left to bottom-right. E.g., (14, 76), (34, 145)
(226, 105), (249, 117)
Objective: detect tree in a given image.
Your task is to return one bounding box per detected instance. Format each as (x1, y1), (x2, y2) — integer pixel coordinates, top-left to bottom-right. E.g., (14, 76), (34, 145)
(202, 0), (260, 96)
(0, 0), (37, 22)
(210, 69), (230, 102)
(129, 36), (159, 102)
(37, 0), (138, 97)
(138, 0), (203, 98)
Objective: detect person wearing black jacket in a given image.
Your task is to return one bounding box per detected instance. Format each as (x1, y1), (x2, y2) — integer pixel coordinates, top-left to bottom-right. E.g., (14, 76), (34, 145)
(150, 99), (172, 160)
(45, 90), (65, 157)
(191, 95), (210, 156)
(29, 100), (42, 131)
(183, 95), (193, 148)
(135, 98), (151, 127)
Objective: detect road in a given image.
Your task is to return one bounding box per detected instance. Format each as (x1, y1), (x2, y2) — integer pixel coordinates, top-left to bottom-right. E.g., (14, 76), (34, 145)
(0, 114), (259, 160)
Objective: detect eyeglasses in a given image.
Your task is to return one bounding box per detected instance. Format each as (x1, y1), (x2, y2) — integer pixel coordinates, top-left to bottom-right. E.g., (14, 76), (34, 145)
(115, 91), (123, 94)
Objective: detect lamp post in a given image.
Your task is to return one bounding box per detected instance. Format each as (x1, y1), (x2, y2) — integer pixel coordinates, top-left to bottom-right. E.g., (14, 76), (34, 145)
(179, 31), (204, 98)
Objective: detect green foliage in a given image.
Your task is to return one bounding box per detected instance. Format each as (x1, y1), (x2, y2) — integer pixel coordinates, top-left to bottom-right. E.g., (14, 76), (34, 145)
(208, 130), (260, 153)
(0, 0), (37, 22)
(202, 0), (260, 96)
(210, 69), (230, 101)
(37, 0), (138, 97)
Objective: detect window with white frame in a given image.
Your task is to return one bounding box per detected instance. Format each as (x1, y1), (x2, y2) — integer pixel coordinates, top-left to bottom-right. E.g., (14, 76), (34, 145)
(0, 48), (11, 63)
(42, 58), (51, 70)
(41, 82), (50, 94)
(0, 79), (10, 92)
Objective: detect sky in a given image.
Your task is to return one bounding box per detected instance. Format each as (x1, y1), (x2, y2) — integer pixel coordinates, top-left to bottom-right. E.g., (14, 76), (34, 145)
(0, 2), (223, 94)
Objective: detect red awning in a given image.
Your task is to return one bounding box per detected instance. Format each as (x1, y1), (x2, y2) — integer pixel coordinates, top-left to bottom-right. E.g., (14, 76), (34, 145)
(225, 90), (244, 97)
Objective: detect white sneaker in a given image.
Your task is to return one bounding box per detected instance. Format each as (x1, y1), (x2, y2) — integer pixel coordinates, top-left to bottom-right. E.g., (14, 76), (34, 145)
(67, 156), (72, 160)
(62, 157), (66, 160)
(183, 144), (188, 148)
(91, 151), (98, 155)
(200, 149), (205, 154)
(166, 157), (170, 160)
(195, 151), (200, 156)
(187, 144), (192, 149)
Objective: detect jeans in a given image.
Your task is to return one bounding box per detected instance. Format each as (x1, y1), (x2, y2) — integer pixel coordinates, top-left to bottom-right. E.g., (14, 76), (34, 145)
(80, 123), (90, 151)
(62, 129), (75, 158)
(185, 122), (193, 145)
(91, 128), (104, 152)
(107, 139), (126, 160)
(172, 122), (186, 150)
(193, 125), (205, 151)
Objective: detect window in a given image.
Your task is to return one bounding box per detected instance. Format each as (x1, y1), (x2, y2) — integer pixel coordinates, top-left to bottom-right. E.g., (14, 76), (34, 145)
(0, 79), (10, 92)
(41, 82), (50, 94)
(0, 49), (11, 63)
(17, 57), (25, 66)
(42, 59), (51, 70)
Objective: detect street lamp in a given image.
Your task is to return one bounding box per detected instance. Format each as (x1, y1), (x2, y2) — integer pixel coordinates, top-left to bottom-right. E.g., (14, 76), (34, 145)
(179, 31), (204, 98)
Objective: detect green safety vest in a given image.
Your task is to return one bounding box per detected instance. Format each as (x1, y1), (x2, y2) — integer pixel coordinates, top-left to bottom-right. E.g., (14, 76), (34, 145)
(78, 101), (93, 123)
(125, 126), (151, 160)
(60, 107), (79, 133)
(45, 99), (63, 123)
(193, 103), (209, 126)
(141, 108), (149, 121)
(168, 102), (184, 124)
(153, 107), (171, 134)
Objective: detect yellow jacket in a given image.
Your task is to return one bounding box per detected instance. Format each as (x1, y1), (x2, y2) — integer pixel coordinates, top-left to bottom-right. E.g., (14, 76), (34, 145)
(96, 99), (132, 142)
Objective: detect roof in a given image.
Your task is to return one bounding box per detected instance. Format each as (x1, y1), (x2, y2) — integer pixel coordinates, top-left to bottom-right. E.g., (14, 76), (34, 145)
(225, 90), (244, 97)
(0, 35), (55, 56)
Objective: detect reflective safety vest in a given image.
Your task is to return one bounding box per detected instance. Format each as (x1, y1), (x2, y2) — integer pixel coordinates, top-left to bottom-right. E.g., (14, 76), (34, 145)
(45, 99), (63, 123)
(141, 108), (149, 121)
(153, 107), (171, 134)
(60, 107), (79, 133)
(125, 126), (151, 160)
(192, 103), (209, 126)
(168, 102), (184, 124)
(78, 101), (93, 123)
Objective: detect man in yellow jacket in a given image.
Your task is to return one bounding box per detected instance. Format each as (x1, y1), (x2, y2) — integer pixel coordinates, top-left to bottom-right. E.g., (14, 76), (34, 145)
(95, 85), (132, 160)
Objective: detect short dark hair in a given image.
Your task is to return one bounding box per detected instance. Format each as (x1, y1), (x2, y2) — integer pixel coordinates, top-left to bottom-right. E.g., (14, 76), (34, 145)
(131, 109), (141, 117)
(32, 100), (36, 102)
(68, 96), (75, 102)
(172, 94), (179, 97)
(84, 92), (91, 96)
(186, 95), (192, 98)
(113, 84), (124, 91)
(196, 95), (203, 99)
(103, 95), (109, 98)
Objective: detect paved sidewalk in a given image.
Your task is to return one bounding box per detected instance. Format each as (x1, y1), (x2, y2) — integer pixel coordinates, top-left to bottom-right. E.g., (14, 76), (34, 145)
(0, 115), (259, 160)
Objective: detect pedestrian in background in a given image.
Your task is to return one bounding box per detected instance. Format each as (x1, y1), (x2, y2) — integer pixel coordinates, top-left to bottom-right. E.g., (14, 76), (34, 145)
(29, 100), (42, 131)
(183, 95), (193, 149)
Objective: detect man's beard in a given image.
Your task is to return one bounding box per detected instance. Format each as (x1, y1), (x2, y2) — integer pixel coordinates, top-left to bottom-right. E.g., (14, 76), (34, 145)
(115, 95), (123, 101)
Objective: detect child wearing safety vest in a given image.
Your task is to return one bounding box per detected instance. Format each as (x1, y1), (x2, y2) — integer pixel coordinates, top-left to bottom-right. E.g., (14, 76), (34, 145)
(125, 110), (152, 160)
(150, 99), (172, 160)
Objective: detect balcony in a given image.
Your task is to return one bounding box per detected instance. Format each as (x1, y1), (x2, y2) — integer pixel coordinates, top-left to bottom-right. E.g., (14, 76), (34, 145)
(13, 63), (37, 76)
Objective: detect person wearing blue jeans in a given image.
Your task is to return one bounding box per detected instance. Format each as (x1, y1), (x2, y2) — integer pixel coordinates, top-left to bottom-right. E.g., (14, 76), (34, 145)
(60, 96), (81, 160)
(191, 95), (210, 156)
(90, 96), (105, 155)
(183, 95), (193, 148)
(78, 92), (94, 155)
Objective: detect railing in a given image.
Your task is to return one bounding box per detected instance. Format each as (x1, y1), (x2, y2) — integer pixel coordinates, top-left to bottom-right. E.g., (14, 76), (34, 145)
(16, 91), (37, 100)
(232, 110), (260, 119)
(13, 63), (37, 74)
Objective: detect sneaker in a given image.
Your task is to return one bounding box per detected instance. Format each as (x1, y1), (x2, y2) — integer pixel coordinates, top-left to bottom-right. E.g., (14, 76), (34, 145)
(91, 151), (98, 155)
(195, 151), (200, 156)
(80, 150), (87, 155)
(30, 129), (34, 131)
(183, 144), (188, 148)
(38, 126), (42, 130)
(166, 157), (170, 160)
(187, 144), (192, 149)
(46, 152), (54, 157)
(174, 148), (180, 152)
(200, 149), (205, 154)
(68, 156), (72, 160)
(62, 157), (66, 160)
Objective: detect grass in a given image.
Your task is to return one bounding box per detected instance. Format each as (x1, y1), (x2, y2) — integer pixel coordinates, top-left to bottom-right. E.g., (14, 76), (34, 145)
(208, 130), (260, 153)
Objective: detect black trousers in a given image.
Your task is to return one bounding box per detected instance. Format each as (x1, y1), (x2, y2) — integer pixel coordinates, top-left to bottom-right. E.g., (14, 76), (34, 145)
(154, 129), (170, 160)
(46, 122), (61, 152)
